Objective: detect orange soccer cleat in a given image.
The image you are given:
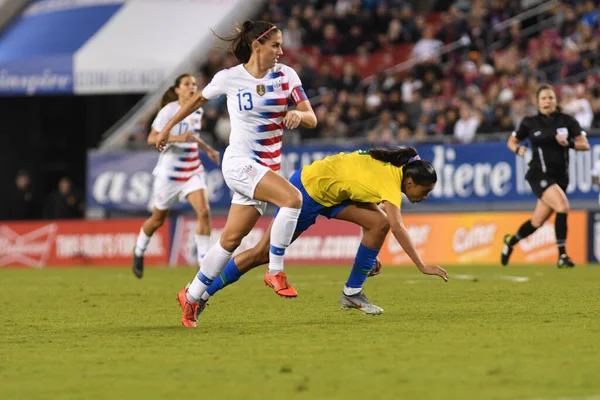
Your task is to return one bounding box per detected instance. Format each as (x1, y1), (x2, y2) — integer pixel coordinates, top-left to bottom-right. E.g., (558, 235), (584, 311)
(176, 287), (200, 328)
(264, 270), (298, 298)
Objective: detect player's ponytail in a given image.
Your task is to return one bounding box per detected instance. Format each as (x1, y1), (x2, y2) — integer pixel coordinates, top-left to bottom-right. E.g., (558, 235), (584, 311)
(159, 73), (192, 109)
(214, 20), (278, 63)
(403, 160), (437, 186)
(369, 147), (418, 167)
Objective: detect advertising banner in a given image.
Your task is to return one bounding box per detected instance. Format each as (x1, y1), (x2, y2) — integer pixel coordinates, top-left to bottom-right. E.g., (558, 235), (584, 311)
(87, 139), (600, 211)
(0, 218), (169, 267)
(587, 211), (600, 264)
(378, 211), (588, 266)
(170, 216), (362, 266)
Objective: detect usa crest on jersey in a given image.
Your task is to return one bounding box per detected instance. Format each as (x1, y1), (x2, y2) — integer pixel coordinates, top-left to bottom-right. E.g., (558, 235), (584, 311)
(256, 84), (266, 96)
(272, 78), (282, 94)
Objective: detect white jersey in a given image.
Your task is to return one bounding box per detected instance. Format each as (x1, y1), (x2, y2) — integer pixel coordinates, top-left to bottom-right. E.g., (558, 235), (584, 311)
(202, 63), (306, 172)
(151, 101), (204, 181)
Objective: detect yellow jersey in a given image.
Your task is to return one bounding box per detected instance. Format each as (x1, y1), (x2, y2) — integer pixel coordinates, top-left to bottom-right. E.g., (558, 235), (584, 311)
(301, 151), (404, 208)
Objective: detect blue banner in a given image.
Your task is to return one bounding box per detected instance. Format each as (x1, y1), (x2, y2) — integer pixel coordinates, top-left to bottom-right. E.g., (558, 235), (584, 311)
(0, 0), (123, 95)
(87, 139), (600, 211)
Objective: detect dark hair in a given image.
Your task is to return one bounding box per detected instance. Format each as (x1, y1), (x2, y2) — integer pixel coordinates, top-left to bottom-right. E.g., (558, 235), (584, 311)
(216, 20), (278, 63)
(160, 74), (192, 109)
(536, 83), (562, 112)
(403, 160), (437, 186)
(369, 148), (437, 186)
(369, 147), (418, 167)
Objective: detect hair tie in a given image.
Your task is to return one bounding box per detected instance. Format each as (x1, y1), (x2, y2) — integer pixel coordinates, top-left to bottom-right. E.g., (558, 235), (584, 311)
(408, 155), (421, 163)
(255, 26), (277, 42)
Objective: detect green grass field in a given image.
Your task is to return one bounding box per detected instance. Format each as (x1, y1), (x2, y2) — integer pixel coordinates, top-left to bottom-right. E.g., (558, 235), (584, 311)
(1, 265), (600, 400)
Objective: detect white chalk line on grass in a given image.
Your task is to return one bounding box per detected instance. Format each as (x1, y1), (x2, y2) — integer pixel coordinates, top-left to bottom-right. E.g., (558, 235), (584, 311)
(518, 395), (600, 400)
(256, 272), (531, 287)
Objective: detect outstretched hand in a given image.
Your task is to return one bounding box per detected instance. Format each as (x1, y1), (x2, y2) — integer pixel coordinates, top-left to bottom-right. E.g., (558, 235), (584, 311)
(419, 265), (448, 282)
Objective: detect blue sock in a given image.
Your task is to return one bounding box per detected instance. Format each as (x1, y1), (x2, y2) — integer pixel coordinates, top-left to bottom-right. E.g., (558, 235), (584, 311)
(345, 244), (380, 291)
(206, 258), (243, 296)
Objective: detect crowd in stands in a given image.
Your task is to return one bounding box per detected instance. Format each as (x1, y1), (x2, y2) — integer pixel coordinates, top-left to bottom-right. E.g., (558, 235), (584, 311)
(1, 171), (84, 221)
(127, 0), (600, 150)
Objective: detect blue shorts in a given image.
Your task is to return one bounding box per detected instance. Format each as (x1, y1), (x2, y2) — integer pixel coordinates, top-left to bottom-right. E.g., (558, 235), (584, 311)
(275, 168), (351, 233)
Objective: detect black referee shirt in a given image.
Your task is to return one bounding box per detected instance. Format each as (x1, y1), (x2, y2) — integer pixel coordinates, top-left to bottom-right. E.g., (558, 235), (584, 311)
(512, 111), (584, 177)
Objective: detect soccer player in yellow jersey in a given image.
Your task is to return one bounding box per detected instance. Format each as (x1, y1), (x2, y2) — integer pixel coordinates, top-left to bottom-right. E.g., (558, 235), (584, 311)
(186, 147), (448, 322)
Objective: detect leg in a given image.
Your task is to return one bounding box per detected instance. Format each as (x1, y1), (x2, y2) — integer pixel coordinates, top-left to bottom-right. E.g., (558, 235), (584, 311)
(178, 204), (261, 327)
(332, 203), (388, 315)
(186, 189), (211, 263)
(187, 204), (261, 301)
(501, 200), (553, 266)
(204, 221), (304, 301)
(254, 171), (303, 274)
(132, 207), (169, 278)
(541, 184), (573, 266)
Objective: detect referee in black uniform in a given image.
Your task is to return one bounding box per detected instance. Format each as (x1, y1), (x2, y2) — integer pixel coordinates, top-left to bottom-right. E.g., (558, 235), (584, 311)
(501, 83), (590, 268)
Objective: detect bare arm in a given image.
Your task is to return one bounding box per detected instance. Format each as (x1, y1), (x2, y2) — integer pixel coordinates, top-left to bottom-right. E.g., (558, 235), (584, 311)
(383, 201), (448, 281)
(147, 129), (194, 146)
(284, 99), (317, 129)
(573, 134), (590, 151)
(155, 92), (209, 150)
(507, 136), (526, 156)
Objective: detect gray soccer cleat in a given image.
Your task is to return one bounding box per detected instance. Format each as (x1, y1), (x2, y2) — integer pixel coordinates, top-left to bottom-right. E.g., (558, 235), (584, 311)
(557, 254), (575, 268)
(132, 252), (144, 279)
(339, 291), (384, 315)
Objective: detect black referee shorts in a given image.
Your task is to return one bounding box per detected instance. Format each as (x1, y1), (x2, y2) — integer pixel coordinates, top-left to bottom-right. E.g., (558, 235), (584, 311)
(525, 169), (568, 199)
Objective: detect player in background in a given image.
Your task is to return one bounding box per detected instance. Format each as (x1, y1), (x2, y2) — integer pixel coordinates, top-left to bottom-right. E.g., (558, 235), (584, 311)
(501, 83), (590, 268)
(132, 74), (220, 278)
(155, 21), (317, 327)
(195, 148), (448, 320)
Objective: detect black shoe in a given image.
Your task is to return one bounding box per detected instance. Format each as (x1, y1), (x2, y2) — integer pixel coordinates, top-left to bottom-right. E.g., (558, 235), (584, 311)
(132, 252), (144, 278)
(196, 298), (209, 319)
(501, 234), (514, 266)
(557, 254), (575, 268)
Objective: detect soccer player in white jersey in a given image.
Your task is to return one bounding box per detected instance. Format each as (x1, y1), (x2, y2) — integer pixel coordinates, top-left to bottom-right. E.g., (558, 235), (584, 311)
(155, 20), (317, 327)
(132, 73), (221, 279)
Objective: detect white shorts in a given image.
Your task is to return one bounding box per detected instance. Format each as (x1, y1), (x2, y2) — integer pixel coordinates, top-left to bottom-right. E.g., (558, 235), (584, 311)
(222, 153), (272, 215)
(152, 173), (207, 211)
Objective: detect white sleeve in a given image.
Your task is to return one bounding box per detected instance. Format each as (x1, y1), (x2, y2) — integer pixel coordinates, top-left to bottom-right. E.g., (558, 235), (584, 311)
(202, 69), (229, 100)
(592, 160), (600, 178)
(285, 66), (302, 89)
(151, 106), (171, 132)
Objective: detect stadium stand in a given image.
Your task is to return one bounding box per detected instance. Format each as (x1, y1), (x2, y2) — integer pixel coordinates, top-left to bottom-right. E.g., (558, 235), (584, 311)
(126, 0), (600, 150)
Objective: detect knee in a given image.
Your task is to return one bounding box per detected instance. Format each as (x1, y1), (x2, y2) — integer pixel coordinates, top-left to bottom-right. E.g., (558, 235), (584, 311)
(196, 206), (211, 223)
(220, 231), (244, 251)
(368, 217), (390, 236)
(556, 200), (569, 214)
(282, 187), (303, 209)
(149, 215), (166, 229)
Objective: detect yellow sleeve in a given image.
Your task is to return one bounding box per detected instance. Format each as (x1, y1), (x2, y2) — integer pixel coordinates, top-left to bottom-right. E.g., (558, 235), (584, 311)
(376, 168), (403, 209)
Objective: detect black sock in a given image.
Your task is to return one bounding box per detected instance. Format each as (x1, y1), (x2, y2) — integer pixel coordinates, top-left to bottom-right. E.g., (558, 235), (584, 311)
(555, 212), (567, 256)
(509, 220), (537, 246)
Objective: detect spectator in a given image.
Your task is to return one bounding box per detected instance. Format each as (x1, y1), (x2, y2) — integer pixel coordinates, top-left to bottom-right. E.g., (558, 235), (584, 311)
(562, 85), (594, 129)
(6, 170), (39, 220)
(454, 105), (481, 143)
(411, 25), (444, 61)
(43, 177), (84, 219)
(282, 17), (304, 49)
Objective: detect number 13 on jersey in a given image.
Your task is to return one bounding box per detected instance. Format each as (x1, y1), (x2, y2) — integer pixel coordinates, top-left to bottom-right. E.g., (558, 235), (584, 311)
(237, 92), (253, 111)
